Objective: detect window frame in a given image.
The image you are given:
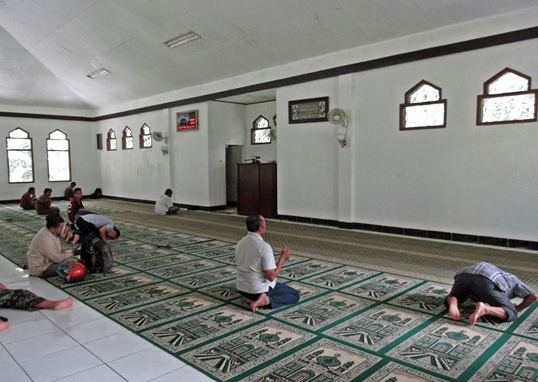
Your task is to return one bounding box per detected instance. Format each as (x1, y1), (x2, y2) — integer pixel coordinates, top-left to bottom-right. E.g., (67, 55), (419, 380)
(46, 129), (72, 182)
(122, 126), (133, 150)
(477, 67), (537, 126)
(400, 80), (447, 131)
(139, 123), (152, 149)
(107, 129), (117, 151)
(6, 127), (34, 184)
(251, 115), (272, 145)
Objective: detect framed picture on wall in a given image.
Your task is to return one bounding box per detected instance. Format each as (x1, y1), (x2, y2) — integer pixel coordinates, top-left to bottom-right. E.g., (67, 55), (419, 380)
(177, 110), (199, 131)
(96, 133), (103, 150)
(288, 97), (329, 124)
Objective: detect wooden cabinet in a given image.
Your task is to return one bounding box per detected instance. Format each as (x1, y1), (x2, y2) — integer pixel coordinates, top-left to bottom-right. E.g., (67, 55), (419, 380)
(237, 163), (277, 218)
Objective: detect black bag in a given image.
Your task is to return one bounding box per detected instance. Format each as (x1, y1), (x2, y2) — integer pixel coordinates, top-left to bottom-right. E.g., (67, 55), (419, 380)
(89, 188), (102, 199)
(80, 236), (113, 273)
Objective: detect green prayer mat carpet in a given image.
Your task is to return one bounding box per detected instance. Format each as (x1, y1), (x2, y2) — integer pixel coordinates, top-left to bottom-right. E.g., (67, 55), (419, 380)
(1, 200), (538, 382)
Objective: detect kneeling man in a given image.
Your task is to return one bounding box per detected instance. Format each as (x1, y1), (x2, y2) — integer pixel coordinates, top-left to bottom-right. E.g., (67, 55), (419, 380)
(446, 262), (537, 325)
(235, 215), (300, 312)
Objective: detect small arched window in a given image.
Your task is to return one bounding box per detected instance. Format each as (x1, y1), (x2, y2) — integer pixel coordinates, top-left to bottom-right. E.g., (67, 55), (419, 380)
(6, 128), (34, 183)
(400, 80), (446, 130)
(47, 130), (71, 182)
(122, 126), (133, 150)
(478, 68), (537, 125)
(107, 129), (117, 151)
(251, 115), (272, 144)
(139, 123), (152, 148)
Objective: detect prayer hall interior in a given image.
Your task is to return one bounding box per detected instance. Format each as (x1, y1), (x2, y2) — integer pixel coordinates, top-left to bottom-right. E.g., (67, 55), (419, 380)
(1, 2), (538, 381)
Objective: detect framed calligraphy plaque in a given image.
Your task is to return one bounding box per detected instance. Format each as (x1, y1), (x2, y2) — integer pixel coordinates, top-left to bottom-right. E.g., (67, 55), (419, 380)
(288, 97), (329, 124)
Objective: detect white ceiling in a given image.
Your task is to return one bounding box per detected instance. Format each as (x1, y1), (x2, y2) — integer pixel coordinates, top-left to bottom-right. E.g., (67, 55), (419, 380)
(0, 0), (537, 111)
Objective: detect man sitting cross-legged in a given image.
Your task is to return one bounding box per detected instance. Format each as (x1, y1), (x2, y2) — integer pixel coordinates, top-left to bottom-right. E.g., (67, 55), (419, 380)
(235, 215), (300, 312)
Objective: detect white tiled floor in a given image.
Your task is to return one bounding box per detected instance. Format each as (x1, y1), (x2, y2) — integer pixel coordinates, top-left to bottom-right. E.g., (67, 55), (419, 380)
(0, 256), (215, 382)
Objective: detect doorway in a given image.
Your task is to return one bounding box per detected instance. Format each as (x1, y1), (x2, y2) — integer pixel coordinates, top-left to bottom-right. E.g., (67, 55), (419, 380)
(225, 145), (243, 206)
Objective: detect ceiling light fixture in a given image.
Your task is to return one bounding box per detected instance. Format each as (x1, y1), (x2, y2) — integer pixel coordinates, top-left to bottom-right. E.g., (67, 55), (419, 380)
(164, 31), (201, 48)
(86, 68), (110, 79)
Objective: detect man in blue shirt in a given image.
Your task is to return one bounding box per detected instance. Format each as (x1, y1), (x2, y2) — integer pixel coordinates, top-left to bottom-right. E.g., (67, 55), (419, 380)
(446, 262), (537, 325)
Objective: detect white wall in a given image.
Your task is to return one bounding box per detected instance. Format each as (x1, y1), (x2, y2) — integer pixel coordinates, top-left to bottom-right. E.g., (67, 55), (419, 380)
(352, 39), (538, 241)
(95, 109), (171, 202)
(167, 103), (211, 207)
(274, 39), (538, 240)
(277, 78), (340, 220)
(207, 101), (245, 206)
(0, 117), (99, 200)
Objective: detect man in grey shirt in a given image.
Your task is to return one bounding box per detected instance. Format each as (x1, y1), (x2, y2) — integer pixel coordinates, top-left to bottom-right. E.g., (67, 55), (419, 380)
(446, 262), (537, 325)
(75, 211), (120, 243)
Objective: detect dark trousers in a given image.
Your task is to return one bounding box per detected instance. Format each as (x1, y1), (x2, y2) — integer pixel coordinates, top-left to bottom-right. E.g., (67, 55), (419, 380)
(446, 274), (518, 322)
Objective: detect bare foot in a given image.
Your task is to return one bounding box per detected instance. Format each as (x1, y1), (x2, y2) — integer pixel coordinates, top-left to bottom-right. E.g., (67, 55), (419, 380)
(447, 297), (461, 321)
(251, 293), (270, 312)
(53, 297), (74, 311)
(71, 234), (80, 245)
(0, 321), (9, 331)
(449, 306), (461, 321)
(469, 302), (487, 325)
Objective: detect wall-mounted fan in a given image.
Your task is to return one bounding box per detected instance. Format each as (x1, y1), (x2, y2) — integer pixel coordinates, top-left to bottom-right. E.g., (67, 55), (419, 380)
(152, 131), (168, 144)
(152, 131), (169, 155)
(327, 108), (348, 127)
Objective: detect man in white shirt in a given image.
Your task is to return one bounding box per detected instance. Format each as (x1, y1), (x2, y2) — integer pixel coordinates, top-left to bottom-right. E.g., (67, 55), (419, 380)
(235, 215), (300, 312)
(155, 189), (180, 215)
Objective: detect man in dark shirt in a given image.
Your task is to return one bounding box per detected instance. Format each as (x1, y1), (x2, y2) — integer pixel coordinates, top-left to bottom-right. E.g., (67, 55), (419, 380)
(20, 187), (36, 210)
(36, 188), (59, 215)
(64, 182), (76, 200)
(67, 188), (85, 224)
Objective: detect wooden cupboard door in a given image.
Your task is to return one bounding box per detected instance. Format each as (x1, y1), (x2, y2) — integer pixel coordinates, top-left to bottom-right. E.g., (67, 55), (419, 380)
(237, 163), (277, 218)
(259, 164), (276, 218)
(237, 164), (259, 216)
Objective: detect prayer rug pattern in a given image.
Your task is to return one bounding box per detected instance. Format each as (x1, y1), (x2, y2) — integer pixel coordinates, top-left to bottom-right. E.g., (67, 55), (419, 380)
(1, 203), (537, 382)
(386, 319), (503, 379)
(471, 336), (538, 381)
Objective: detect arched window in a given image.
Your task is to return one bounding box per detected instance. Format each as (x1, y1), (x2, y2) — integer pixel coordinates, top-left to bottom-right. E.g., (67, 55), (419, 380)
(478, 68), (537, 125)
(400, 80), (446, 130)
(107, 129), (117, 151)
(47, 129), (71, 182)
(251, 115), (272, 144)
(122, 126), (133, 150)
(6, 128), (34, 183)
(139, 123), (152, 148)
